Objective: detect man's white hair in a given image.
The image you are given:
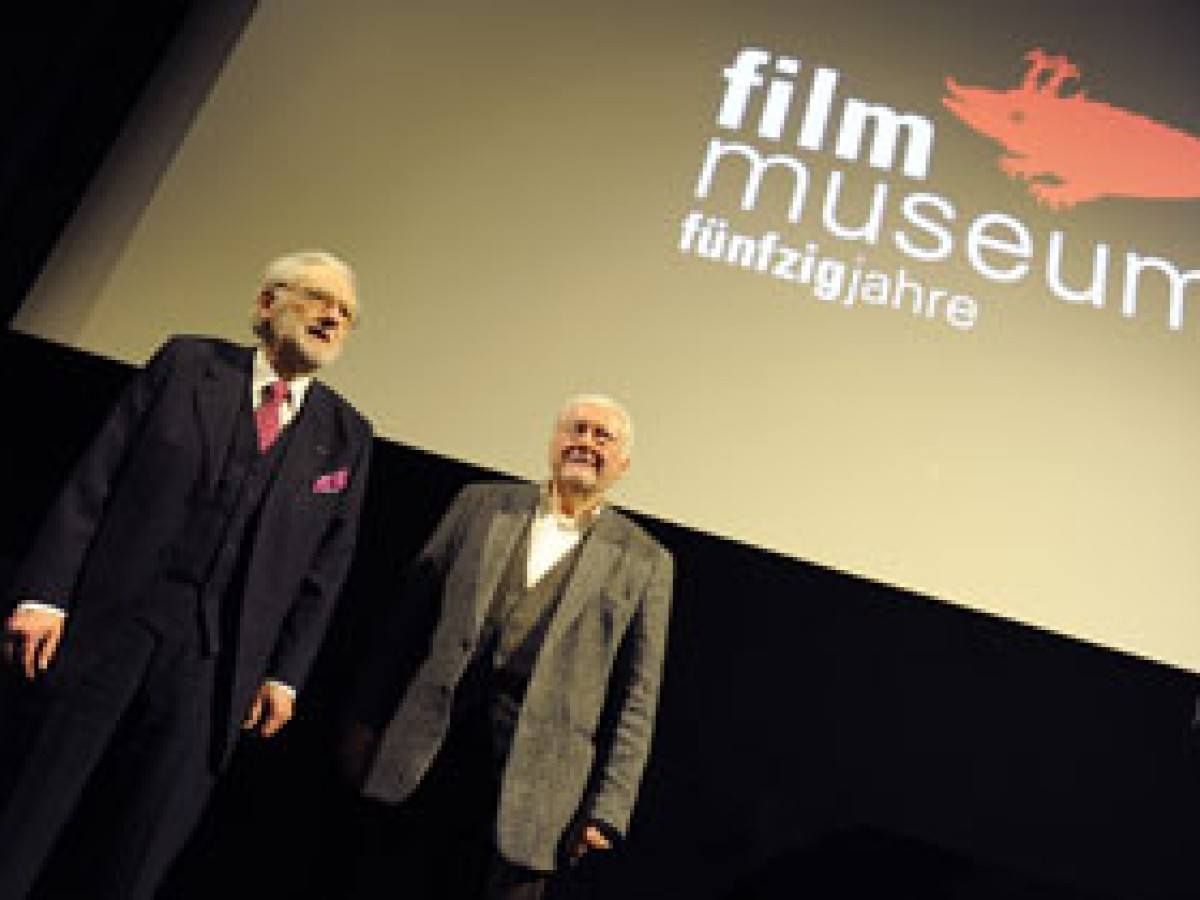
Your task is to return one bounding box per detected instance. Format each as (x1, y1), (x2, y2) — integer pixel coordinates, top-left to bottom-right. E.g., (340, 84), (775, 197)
(262, 249), (356, 295)
(556, 394), (635, 452)
(252, 249), (358, 338)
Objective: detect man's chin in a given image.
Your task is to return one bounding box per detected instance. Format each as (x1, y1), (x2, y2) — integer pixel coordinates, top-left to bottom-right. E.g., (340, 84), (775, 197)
(296, 341), (340, 371)
(312, 348), (340, 368)
(558, 470), (598, 493)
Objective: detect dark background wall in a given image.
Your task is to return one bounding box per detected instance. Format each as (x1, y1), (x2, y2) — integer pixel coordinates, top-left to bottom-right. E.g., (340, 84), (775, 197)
(3, 4), (1200, 899)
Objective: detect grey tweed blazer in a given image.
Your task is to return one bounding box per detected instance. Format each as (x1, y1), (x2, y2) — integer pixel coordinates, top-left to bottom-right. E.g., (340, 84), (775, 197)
(360, 481), (674, 872)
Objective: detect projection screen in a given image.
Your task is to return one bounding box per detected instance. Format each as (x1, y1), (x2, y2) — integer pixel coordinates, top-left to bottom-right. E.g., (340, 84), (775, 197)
(13, 0), (1200, 671)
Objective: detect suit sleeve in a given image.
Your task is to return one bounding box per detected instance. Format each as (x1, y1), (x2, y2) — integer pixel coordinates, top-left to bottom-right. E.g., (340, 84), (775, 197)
(583, 544), (675, 835)
(347, 483), (480, 729)
(266, 421), (373, 692)
(5, 338), (181, 615)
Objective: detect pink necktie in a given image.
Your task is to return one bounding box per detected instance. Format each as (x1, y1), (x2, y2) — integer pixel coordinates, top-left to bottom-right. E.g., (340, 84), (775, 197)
(255, 380), (289, 452)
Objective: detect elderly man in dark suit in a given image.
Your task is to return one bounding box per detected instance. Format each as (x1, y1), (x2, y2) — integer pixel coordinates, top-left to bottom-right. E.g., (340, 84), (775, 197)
(346, 395), (673, 900)
(0, 250), (373, 900)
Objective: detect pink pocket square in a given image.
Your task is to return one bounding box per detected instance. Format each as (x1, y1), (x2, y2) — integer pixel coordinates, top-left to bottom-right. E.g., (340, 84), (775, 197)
(312, 468), (350, 494)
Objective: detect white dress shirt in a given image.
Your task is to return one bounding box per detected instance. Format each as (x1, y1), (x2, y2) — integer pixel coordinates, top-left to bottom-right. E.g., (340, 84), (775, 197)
(526, 486), (603, 587)
(251, 347), (311, 429)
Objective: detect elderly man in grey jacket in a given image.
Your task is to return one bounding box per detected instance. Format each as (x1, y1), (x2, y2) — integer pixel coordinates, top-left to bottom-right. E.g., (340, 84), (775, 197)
(347, 394), (674, 899)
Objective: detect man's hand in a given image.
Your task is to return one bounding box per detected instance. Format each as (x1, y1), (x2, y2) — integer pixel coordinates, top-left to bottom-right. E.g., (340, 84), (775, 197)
(569, 823), (613, 862)
(242, 681), (296, 738)
(3, 608), (66, 679)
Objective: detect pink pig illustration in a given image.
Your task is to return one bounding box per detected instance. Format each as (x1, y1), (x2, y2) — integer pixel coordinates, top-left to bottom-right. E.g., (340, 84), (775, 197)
(944, 49), (1200, 209)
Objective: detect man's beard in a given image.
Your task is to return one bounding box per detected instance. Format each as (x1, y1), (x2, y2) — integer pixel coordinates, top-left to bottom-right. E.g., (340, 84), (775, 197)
(558, 465), (599, 494)
(271, 310), (339, 371)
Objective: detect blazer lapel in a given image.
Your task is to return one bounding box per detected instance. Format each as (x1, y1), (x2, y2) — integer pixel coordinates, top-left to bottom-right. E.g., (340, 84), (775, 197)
(542, 508), (626, 646)
(264, 382), (335, 505)
(471, 494), (534, 631)
(194, 346), (250, 492)
(239, 384), (335, 615)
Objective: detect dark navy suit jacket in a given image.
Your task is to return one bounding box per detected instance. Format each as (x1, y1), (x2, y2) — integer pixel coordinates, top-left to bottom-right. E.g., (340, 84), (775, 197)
(6, 335), (372, 759)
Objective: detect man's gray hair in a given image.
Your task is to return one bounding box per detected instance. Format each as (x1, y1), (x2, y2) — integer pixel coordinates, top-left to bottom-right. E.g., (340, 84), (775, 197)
(262, 249), (356, 295)
(252, 249), (358, 339)
(556, 394), (635, 452)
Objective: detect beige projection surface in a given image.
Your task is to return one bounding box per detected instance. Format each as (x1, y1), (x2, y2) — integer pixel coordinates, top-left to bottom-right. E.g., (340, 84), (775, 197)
(15, 0), (1200, 671)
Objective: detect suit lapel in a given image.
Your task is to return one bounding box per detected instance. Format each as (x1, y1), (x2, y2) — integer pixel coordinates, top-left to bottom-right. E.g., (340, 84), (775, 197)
(238, 384), (336, 626)
(257, 383), (336, 526)
(542, 508), (627, 647)
(194, 346), (250, 491)
(278, 385), (333, 482)
(471, 491), (535, 631)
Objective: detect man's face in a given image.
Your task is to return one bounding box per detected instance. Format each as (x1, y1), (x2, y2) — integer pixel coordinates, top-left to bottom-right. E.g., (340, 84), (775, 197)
(549, 403), (630, 499)
(257, 263), (356, 372)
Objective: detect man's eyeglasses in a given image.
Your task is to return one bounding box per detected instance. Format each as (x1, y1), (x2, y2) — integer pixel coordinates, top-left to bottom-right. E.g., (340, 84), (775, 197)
(273, 282), (357, 325)
(562, 419), (620, 447)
